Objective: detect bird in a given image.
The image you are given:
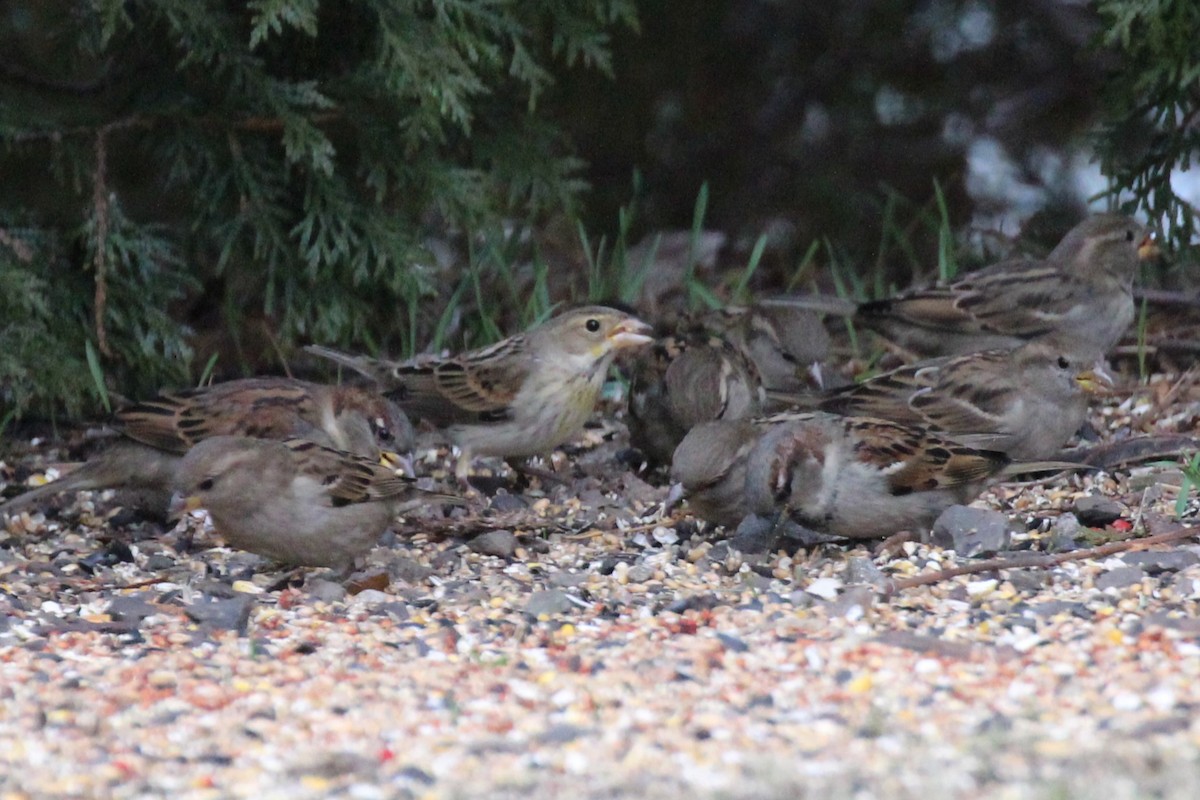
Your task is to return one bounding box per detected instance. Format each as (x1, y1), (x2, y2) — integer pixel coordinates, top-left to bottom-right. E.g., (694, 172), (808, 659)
(306, 306), (654, 484)
(741, 412), (1015, 539)
(697, 303), (831, 394)
(626, 332), (764, 466)
(667, 417), (762, 528)
(169, 436), (459, 571)
(0, 378), (411, 516)
(768, 214), (1158, 359)
(670, 412), (1081, 539)
(770, 340), (1111, 460)
(855, 214), (1157, 358)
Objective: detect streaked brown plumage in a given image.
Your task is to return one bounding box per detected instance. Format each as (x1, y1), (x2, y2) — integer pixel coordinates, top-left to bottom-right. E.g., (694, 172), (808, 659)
(0, 378), (411, 516)
(627, 333), (764, 466)
(671, 411), (1081, 538)
(771, 340), (1111, 460)
(170, 436), (458, 570)
(854, 214), (1157, 358)
(308, 306), (654, 482)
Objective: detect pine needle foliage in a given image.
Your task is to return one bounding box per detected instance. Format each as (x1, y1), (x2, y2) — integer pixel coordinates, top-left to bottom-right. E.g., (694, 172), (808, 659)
(0, 0), (636, 417)
(1093, 0), (1200, 263)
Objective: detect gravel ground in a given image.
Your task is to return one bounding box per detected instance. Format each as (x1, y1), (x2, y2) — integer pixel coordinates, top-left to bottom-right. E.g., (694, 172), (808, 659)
(3, 377), (1200, 800)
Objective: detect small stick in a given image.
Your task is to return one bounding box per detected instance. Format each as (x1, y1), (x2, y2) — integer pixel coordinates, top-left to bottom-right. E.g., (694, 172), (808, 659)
(882, 524), (1200, 597)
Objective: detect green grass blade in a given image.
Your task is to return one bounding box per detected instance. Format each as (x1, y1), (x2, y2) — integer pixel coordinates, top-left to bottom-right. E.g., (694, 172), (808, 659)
(84, 340), (111, 414)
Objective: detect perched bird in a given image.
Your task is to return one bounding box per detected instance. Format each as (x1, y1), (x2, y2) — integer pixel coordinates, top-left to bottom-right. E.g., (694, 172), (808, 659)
(0, 378), (411, 516)
(170, 436), (458, 570)
(307, 306), (654, 483)
(769, 215), (1158, 359)
(671, 412), (1079, 538)
(854, 214), (1157, 358)
(626, 333), (764, 466)
(771, 341), (1111, 460)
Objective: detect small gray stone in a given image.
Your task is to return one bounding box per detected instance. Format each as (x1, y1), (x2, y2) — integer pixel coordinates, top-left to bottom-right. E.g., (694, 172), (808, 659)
(488, 492), (528, 512)
(352, 589), (391, 605)
(1073, 495), (1124, 527)
(930, 505), (1010, 557)
(1095, 566), (1146, 592)
(143, 554), (176, 571)
(536, 724), (593, 744)
(469, 530), (518, 559)
(844, 556), (887, 588)
(391, 557), (433, 585)
(525, 589), (575, 618)
(626, 564), (654, 583)
(825, 585), (875, 618)
(1121, 550), (1200, 574)
(185, 595), (254, 634)
(717, 632), (750, 653)
(549, 571), (589, 588)
(307, 579), (348, 604)
(1006, 569), (1049, 592)
(1049, 514), (1081, 552)
(106, 595), (159, 625)
(1030, 600), (1088, 618)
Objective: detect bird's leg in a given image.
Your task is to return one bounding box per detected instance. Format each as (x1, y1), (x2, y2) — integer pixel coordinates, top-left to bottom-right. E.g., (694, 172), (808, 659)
(508, 457), (569, 487)
(765, 506), (792, 555)
(873, 529), (916, 559)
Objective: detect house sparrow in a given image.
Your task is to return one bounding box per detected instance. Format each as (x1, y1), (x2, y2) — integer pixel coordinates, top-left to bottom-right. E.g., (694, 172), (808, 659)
(854, 214), (1157, 358)
(739, 413), (1017, 539)
(671, 412), (1078, 538)
(170, 436), (459, 570)
(307, 306), (654, 482)
(667, 418), (761, 528)
(771, 340), (1111, 460)
(699, 303), (831, 394)
(626, 333), (764, 466)
(0, 378), (411, 516)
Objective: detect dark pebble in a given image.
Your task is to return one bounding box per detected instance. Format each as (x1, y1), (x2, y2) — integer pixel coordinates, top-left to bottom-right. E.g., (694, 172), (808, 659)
(1073, 495), (1124, 527)
(184, 595), (255, 634)
(488, 492), (528, 512)
(717, 632), (750, 653)
(469, 530), (518, 559)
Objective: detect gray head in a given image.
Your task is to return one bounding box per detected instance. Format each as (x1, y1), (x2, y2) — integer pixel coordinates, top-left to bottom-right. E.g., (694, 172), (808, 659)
(1050, 214), (1155, 280)
(171, 436), (291, 516)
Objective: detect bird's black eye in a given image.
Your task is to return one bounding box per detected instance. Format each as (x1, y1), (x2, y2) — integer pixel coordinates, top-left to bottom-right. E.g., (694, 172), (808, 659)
(1125, 230), (1135, 242)
(198, 477), (215, 491)
(585, 318), (601, 333)
(1057, 356), (1069, 369)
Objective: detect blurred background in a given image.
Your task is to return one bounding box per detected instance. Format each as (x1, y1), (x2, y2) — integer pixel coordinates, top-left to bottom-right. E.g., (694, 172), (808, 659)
(0, 0), (1196, 418)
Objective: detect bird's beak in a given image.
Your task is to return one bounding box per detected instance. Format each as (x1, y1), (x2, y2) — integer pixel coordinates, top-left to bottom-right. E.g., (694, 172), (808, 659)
(1075, 364), (1115, 395)
(1137, 233), (1160, 261)
(608, 318), (654, 350)
(167, 492), (202, 521)
(662, 482), (687, 514)
(380, 450), (414, 477)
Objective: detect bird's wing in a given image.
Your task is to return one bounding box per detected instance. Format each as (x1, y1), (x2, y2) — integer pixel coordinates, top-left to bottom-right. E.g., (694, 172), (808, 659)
(118, 379), (322, 452)
(844, 417), (1009, 494)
